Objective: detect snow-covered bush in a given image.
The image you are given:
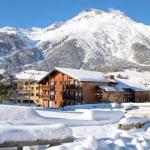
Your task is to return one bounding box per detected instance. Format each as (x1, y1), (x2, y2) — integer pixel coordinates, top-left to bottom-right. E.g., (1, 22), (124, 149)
(116, 74), (128, 79)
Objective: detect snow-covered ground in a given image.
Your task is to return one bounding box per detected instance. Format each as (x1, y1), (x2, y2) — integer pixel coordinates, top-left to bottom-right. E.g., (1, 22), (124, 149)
(1, 103), (150, 150)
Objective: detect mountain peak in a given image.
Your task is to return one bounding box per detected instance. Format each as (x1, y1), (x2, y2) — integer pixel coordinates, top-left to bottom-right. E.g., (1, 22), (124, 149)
(73, 8), (104, 21)
(83, 8), (103, 14)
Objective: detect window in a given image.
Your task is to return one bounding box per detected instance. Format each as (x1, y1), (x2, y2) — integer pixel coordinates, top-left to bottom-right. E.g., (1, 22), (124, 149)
(50, 81), (54, 85)
(36, 87), (39, 90)
(25, 82), (28, 85)
(50, 95), (55, 99)
(43, 91), (46, 94)
(55, 81), (57, 85)
(75, 92), (78, 96)
(50, 91), (55, 96)
(30, 93), (34, 96)
(75, 81), (79, 86)
(36, 93), (39, 96)
(36, 100), (39, 103)
(60, 81), (63, 85)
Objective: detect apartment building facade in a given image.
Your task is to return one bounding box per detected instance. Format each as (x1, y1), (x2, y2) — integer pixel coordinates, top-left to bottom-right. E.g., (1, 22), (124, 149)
(14, 79), (42, 106)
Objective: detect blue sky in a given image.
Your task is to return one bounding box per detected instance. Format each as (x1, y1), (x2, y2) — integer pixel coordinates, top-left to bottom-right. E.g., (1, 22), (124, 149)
(0, 0), (149, 28)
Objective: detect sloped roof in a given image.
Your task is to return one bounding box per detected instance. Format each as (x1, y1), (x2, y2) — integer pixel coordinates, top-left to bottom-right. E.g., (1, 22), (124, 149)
(38, 67), (110, 83)
(116, 80), (145, 92)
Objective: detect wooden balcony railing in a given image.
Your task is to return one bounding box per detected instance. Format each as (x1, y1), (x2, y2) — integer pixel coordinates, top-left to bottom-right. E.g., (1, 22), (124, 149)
(42, 85), (49, 90)
(41, 94), (50, 99)
(63, 95), (83, 101)
(65, 84), (83, 90)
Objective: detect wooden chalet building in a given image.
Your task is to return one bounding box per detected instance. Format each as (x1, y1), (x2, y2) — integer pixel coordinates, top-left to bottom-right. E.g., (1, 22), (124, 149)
(96, 86), (150, 104)
(38, 67), (150, 108)
(37, 67), (115, 107)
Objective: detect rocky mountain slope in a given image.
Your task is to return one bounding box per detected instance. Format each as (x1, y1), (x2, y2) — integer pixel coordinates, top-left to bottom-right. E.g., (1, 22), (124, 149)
(0, 9), (150, 73)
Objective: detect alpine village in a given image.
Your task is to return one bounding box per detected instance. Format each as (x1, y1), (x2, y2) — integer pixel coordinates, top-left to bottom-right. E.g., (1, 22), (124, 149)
(1, 67), (149, 108)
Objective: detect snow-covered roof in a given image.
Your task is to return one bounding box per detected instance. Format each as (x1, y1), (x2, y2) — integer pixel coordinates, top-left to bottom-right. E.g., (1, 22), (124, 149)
(38, 67), (110, 83)
(116, 80), (145, 92)
(99, 86), (116, 91)
(15, 70), (48, 81)
(56, 67), (109, 82)
(109, 69), (150, 91)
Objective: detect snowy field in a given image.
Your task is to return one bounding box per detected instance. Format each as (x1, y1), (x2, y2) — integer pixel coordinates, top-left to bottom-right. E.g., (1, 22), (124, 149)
(1, 103), (150, 150)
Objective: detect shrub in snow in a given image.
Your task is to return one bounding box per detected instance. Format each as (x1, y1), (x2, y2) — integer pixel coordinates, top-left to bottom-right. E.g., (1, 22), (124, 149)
(80, 109), (124, 123)
(116, 74), (128, 79)
(119, 116), (149, 125)
(118, 116), (149, 130)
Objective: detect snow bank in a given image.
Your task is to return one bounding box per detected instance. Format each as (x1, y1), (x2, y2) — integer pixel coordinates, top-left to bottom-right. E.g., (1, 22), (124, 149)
(0, 105), (53, 125)
(80, 109), (124, 123)
(119, 116), (149, 125)
(63, 103), (122, 111)
(49, 136), (104, 150)
(0, 124), (72, 144)
(48, 134), (150, 150)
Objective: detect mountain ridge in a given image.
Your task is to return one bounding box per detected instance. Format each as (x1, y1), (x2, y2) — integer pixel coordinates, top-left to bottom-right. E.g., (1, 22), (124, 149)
(0, 9), (150, 73)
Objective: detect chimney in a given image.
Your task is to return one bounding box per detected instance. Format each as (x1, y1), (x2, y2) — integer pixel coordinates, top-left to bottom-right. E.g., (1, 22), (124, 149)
(107, 75), (115, 80)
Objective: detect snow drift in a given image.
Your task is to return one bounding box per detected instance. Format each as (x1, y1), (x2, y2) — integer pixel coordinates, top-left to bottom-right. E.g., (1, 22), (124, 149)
(63, 103), (122, 111)
(0, 124), (72, 144)
(0, 105), (53, 125)
(80, 109), (124, 123)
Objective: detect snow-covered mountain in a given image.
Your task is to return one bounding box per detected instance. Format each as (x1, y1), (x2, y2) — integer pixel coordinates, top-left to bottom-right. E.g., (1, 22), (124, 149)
(0, 9), (150, 72)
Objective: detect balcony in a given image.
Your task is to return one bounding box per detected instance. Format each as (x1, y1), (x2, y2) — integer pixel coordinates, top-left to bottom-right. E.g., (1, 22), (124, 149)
(50, 85), (55, 90)
(63, 95), (83, 101)
(65, 84), (83, 90)
(41, 94), (50, 99)
(17, 89), (29, 94)
(42, 85), (49, 90)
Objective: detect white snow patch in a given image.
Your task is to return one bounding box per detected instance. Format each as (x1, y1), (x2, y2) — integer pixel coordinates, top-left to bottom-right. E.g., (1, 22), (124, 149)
(0, 124), (72, 144)
(80, 109), (124, 123)
(0, 105), (53, 125)
(15, 70), (48, 81)
(63, 103), (122, 111)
